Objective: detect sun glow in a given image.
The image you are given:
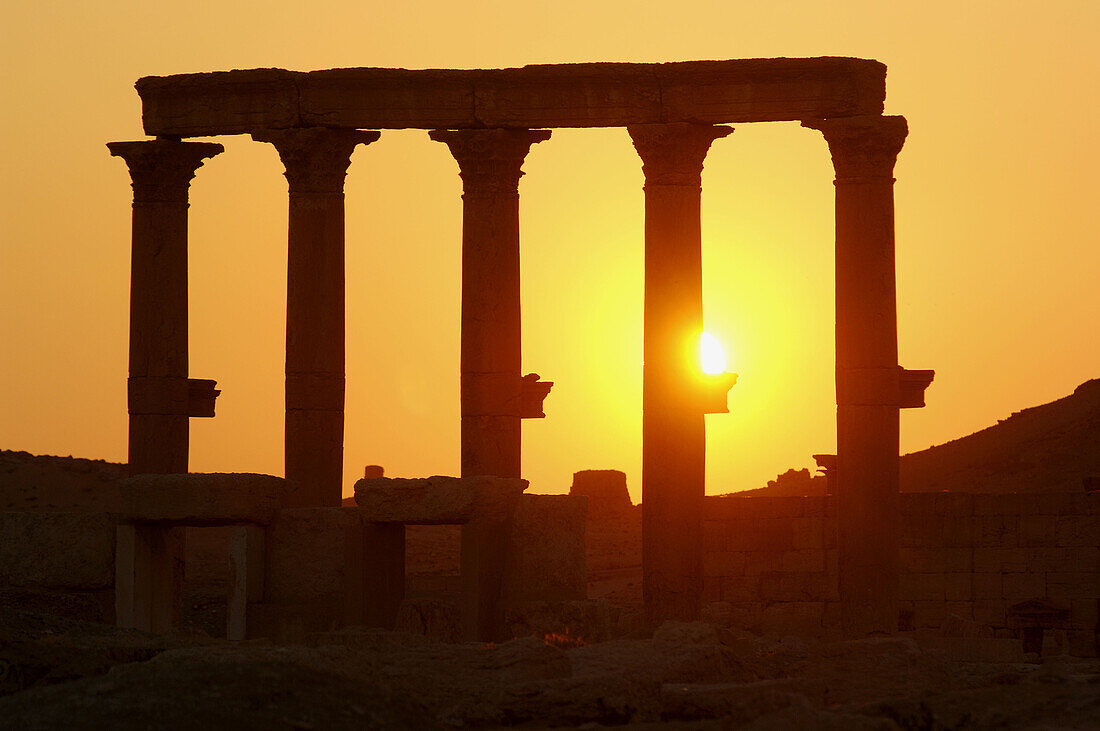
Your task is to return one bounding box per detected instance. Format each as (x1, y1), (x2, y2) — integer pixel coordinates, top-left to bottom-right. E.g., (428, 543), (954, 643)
(700, 332), (727, 375)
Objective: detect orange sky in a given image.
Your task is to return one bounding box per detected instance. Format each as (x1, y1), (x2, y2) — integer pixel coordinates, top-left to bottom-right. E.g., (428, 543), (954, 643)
(2, 1), (1098, 502)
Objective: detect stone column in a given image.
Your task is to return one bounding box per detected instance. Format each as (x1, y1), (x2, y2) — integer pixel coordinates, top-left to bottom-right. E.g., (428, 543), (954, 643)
(108, 140), (223, 476)
(628, 122), (731, 625)
(430, 128), (551, 642)
(803, 115), (909, 636)
(253, 128), (380, 508)
(428, 129), (553, 479)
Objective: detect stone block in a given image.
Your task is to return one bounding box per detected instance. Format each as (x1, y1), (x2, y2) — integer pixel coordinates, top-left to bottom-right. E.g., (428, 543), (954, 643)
(942, 516), (977, 547)
(568, 470), (632, 520)
(974, 547), (1030, 573)
(702, 521), (727, 552)
(702, 577), (722, 603)
(1002, 571), (1047, 600)
(900, 573), (946, 601)
(0, 512), (116, 588)
(1047, 572), (1100, 600)
(780, 549), (825, 573)
(972, 573), (1003, 600)
(971, 599), (1008, 627)
(759, 601), (824, 636)
(1019, 515), (1061, 547)
(944, 573), (973, 601)
(1054, 515), (1100, 547)
(300, 67), (476, 129)
(932, 492), (973, 517)
(354, 475), (527, 524)
(1069, 599), (1100, 628)
(742, 551), (782, 575)
(703, 551), (748, 578)
(719, 575), (761, 603)
(227, 525), (264, 641)
(791, 517), (826, 550)
(759, 572), (835, 602)
(120, 473), (284, 525)
(911, 600), (947, 628)
(137, 69), (300, 137)
(973, 515), (1018, 547)
(262, 507), (364, 632)
(504, 494), (587, 602)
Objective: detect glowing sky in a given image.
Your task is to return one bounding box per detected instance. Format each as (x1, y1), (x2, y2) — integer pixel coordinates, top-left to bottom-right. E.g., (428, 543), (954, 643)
(2, 1), (1097, 502)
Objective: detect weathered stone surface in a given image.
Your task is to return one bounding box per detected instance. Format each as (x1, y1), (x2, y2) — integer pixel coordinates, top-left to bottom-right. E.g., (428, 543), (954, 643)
(354, 476), (528, 524)
(137, 58), (886, 136)
(0, 512), (116, 589)
(263, 507), (362, 606)
(570, 469), (633, 519)
(505, 599), (613, 644)
(504, 494), (587, 602)
(120, 473), (284, 525)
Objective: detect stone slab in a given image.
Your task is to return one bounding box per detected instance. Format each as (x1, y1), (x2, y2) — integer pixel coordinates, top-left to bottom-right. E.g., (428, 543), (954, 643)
(0, 512), (116, 589)
(504, 494), (588, 602)
(137, 58), (886, 137)
(354, 475), (528, 525)
(119, 473), (284, 526)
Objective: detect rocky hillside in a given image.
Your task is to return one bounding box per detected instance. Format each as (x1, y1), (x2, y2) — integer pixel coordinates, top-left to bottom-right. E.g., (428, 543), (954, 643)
(741, 379), (1100, 497)
(900, 378), (1100, 494)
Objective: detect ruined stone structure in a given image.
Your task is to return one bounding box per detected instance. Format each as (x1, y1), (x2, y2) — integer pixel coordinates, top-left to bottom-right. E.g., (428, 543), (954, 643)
(109, 58), (933, 637)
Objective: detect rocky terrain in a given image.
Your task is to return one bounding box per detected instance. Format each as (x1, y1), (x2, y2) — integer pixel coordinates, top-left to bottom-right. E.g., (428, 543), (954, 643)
(2, 382), (1099, 727)
(2, 605), (1098, 729)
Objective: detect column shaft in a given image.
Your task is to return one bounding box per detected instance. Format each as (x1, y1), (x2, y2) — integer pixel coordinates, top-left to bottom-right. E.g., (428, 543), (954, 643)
(629, 123), (730, 625)
(431, 128), (550, 642)
(430, 129), (551, 479)
(254, 128), (379, 507)
(805, 115), (908, 636)
(109, 140), (222, 476)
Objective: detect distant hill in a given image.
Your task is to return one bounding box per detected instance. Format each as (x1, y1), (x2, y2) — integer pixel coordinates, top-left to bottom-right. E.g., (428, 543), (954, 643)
(738, 379), (1100, 497)
(900, 379), (1100, 494)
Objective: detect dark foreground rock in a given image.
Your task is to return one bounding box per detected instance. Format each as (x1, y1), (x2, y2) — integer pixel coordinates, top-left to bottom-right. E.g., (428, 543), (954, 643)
(1, 610), (1098, 729)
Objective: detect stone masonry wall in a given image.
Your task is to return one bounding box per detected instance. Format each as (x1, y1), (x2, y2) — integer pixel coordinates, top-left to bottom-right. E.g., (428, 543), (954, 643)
(702, 492), (1099, 652)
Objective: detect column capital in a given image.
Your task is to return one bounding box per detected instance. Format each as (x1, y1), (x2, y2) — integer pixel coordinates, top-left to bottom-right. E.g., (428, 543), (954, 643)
(429, 128), (551, 196)
(802, 115), (908, 181)
(108, 140), (223, 203)
(627, 123), (732, 187)
(252, 128), (380, 195)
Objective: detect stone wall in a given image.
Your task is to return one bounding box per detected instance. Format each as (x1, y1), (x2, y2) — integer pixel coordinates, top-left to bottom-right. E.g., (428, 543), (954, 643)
(702, 492), (1099, 653)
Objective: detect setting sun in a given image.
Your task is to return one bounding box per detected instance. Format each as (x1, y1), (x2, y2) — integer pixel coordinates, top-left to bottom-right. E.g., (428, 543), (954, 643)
(700, 332), (727, 375)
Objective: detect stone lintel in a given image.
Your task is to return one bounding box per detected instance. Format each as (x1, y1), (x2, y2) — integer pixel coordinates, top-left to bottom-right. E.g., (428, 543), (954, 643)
(137, 58), (886, 137)
(354, 475), (528, 524)
(120, 473), (285, 526)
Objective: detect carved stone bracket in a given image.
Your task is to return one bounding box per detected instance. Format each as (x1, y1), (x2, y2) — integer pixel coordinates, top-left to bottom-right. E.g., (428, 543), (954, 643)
(252, 128), (381, 195)
(802, 115), (907, 182)
(699, 372), (738, 414)
(836, 366), (934, 407)
(462, 372), (553, 418)
(627, 123), (732, 187)
(108, 140), (224, 203)
(428, 128), (552, 196)
(128, 377), (220, 417)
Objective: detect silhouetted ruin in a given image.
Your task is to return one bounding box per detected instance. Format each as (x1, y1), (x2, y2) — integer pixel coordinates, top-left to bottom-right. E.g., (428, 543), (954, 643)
(2, 61), (1097, 726)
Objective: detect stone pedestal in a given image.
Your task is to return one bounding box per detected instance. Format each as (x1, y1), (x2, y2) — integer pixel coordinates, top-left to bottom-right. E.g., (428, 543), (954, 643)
(429, 129), (552, 479)
(253, 128), (380, 507)
(108, 140), (223, 476)
(628, 123), (731, 625)
(804, 115), (909, 636)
